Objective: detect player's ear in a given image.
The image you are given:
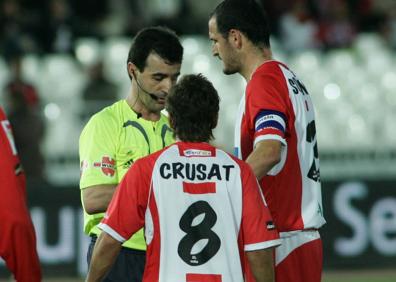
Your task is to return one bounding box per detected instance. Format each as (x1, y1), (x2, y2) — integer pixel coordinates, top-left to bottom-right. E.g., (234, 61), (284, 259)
(229, 29), (243, 49)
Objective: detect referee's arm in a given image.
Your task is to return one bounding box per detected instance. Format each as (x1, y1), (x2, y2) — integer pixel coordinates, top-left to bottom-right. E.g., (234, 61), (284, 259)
(82, 184), (117, 214)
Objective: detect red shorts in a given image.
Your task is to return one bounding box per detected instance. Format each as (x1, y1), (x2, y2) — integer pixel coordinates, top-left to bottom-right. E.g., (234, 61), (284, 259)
(0, 205), (42, 281)
(275, 230), (323, 282)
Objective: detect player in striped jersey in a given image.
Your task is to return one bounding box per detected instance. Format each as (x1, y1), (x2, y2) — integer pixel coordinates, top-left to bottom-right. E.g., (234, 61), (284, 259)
(86, 74), (281, 282)
(209, 1), (326, 282)
(0, 107), (41, 281)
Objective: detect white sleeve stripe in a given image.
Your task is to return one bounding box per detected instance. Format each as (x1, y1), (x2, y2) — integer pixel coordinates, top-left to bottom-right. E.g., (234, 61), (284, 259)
(245, 239), (282, 251)
(254, 134), (287, 147)
(98, 223), (127, 243)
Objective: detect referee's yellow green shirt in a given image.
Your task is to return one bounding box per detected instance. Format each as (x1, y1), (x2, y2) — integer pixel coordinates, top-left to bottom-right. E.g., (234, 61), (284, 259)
(79, 99), (174, 250)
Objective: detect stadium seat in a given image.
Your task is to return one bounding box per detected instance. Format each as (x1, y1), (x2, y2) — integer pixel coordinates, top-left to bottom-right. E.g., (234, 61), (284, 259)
(75, 38), (102, 67)
(102, 37), (131, 84)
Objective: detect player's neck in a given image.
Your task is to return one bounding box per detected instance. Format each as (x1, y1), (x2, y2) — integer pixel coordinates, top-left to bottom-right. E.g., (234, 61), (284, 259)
(241, 48), (272, 82)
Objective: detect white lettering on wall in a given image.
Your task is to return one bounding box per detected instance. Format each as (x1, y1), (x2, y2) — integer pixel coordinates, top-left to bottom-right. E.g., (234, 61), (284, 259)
(334, 182), (396, 257)
(370, 198), (396, 255)
(31, 206), (75, 263)
(334, 182), (368, 256)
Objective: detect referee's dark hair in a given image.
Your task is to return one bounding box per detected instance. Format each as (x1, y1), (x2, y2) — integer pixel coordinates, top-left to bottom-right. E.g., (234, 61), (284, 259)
(127, 26), (183, 79)
(210, 0), (271, 49)
(166, 74), (220, 143)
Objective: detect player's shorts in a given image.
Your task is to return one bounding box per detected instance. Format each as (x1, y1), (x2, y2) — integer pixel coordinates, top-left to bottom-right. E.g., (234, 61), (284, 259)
(275, 230), (322, 282)
(88, 235), (146, 282)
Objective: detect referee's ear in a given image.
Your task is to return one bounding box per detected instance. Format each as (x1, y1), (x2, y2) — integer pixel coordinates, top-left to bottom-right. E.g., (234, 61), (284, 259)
(127, 62), (138, 80)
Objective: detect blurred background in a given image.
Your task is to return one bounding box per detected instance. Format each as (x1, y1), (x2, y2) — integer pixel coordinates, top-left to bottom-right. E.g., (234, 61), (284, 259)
(0, 0), (395, 281)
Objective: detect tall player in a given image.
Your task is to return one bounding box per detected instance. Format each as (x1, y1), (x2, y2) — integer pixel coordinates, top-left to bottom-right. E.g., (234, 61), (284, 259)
(79, 26), (183, 281)
(209, 1), (326, 282)
(86, 74), (281, 282)
(0, 107), (42, 281)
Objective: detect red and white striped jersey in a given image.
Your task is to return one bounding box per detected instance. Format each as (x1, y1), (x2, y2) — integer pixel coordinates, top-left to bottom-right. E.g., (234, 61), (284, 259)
(100, 142), (281, 282)
(0, 107), (25, 191)
(234, 61), (326, 232)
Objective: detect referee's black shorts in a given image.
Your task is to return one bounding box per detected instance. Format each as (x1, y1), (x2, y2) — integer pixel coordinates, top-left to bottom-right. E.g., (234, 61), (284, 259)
(87, 235), (146, 282)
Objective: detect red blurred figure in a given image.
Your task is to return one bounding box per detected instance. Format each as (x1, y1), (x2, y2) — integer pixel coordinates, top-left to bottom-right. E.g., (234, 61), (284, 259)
(4, 55), (46, 186)
(0, 107), (42, 281)
(5, 55), (39, 109)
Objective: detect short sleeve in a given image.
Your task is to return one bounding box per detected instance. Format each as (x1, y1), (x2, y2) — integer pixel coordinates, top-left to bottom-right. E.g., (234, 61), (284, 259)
(79, 113), (118, 189)
(246, 73), (288, 147)
(240, 162), (281, 251)
(99, 160), (150, 242)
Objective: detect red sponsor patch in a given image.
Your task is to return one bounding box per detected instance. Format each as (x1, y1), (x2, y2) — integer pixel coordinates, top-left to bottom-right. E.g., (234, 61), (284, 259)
(186, 273), (222, 282)
(94, 156), (115, 177)
(183, 182), (216, 194)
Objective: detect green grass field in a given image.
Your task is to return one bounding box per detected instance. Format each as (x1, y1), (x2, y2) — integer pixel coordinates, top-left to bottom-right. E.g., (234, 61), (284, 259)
(323, 270), (396, 282)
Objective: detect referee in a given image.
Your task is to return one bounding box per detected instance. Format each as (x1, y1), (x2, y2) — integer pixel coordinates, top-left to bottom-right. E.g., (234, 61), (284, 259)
(79, 26), (183, 281)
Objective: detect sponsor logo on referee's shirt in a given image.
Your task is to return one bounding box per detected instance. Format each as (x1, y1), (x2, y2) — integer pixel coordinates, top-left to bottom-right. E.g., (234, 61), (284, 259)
(94, 156), (115, 177)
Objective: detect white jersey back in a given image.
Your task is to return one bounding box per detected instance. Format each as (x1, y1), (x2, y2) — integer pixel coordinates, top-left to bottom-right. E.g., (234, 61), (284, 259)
(100, 142), (281, 282)
(152, 144), (244, 281)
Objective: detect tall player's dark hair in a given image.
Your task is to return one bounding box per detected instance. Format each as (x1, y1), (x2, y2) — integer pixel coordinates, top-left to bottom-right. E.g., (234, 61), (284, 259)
(127, 26), (183, 79)
(210, 0), (271, 48)
(166, 74), (219, 142)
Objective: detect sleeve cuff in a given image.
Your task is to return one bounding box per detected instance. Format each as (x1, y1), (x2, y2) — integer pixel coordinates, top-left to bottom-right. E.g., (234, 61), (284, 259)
(254, 135), (288, 176)
(245, 238), (282, 251)
(254, 134), (286, 147)
(98, 223), (127, 243)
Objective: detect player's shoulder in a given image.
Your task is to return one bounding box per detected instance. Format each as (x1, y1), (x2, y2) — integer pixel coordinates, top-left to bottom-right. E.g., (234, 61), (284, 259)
(131, 144), (173, 175)
(215, 147), (249, 169)
(248, 61), (291, 94)
(252, 60), (290, 80)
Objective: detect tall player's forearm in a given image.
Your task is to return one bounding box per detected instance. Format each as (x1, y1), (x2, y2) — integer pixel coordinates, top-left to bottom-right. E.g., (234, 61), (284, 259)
(86, 232), (122, 282)
(247, 248), (275, 282)
(246, 140), (281, 180)
(82, 184), (117, 214)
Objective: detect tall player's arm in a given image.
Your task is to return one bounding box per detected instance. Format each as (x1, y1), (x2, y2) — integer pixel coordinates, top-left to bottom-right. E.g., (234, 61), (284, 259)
(246, 249), (275, 282)
(245, 74), (288, 180)
(246, 140), (281, 180)
(79, 113), (119, 214)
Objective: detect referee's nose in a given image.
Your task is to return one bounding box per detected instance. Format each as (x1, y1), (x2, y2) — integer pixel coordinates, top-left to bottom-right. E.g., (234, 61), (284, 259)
(160, 77), (173, 96)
